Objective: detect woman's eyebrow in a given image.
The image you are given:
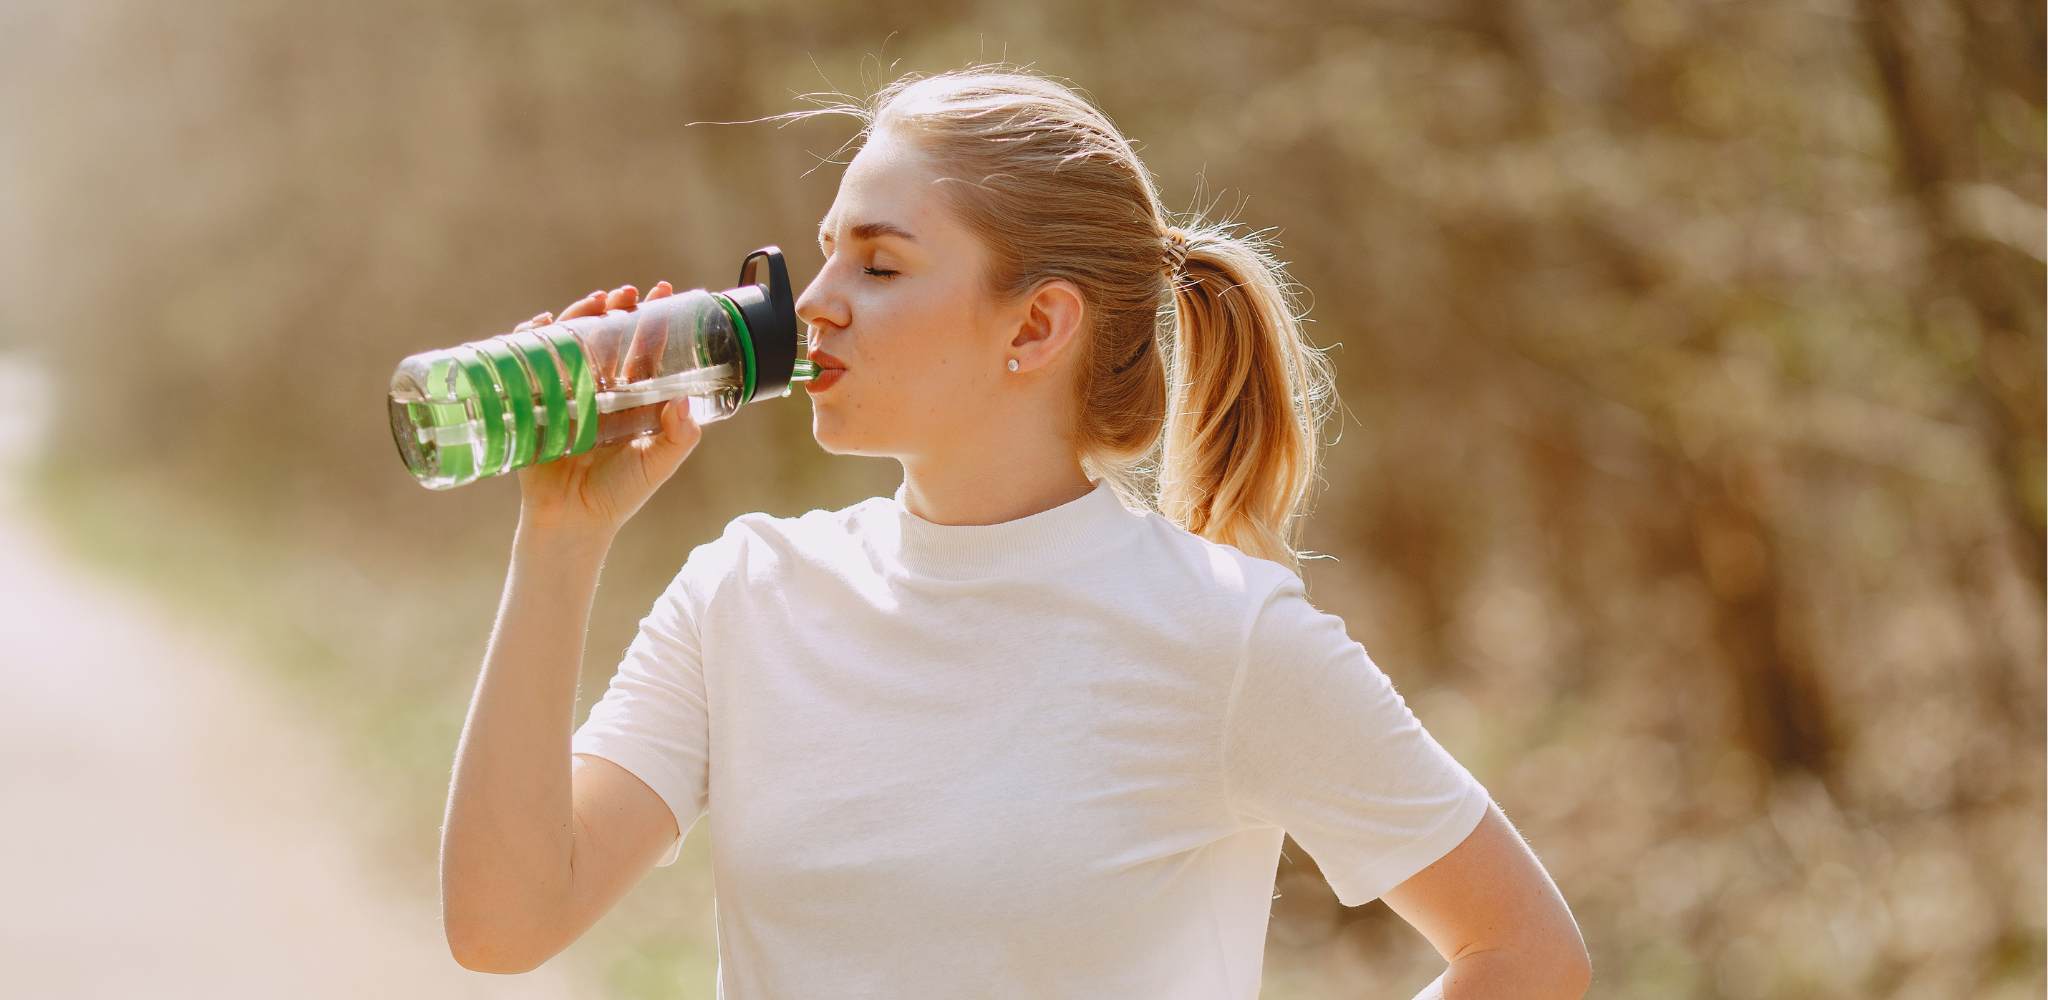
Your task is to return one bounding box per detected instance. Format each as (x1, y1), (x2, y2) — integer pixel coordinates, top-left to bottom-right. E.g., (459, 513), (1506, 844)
(817, 219), (920, 249)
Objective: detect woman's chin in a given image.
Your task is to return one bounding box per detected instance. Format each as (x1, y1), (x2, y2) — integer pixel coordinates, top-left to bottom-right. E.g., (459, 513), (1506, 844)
(811, 424), (895, 458)
(808, 414), (855, 454)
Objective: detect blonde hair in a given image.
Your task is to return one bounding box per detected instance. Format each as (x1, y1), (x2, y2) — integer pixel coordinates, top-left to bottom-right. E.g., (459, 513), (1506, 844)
(760, 63), (1338, 574)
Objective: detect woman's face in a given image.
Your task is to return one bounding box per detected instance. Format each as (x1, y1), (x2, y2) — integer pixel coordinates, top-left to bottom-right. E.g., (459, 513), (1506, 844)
(795, 129), (1011, 461)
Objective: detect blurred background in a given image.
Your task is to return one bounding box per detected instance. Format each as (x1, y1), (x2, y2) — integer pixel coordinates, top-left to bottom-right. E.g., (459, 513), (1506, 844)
(1, 1), (2041, 997)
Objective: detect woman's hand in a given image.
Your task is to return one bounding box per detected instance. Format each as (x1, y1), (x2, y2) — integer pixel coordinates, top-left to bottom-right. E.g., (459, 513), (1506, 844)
(511, 282), (703, 542)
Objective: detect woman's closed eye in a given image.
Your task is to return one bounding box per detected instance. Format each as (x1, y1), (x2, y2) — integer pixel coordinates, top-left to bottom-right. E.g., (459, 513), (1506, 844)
(862, 266), (899, 279)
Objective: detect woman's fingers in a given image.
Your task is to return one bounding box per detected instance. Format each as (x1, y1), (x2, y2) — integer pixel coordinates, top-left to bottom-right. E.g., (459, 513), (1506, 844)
(523, 280), (662, 333)
(558, 289), (609, 322)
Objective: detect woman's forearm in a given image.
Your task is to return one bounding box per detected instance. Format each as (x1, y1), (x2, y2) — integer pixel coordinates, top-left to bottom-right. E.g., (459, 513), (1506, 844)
(440, 516), (614, 971)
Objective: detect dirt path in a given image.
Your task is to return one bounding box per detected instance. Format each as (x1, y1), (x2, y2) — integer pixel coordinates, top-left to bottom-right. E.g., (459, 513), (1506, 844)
(0, 353), (579, 996)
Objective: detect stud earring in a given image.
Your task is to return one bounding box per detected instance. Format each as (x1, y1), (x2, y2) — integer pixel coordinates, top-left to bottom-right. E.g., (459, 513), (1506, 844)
(1007, 358), (1020, 372)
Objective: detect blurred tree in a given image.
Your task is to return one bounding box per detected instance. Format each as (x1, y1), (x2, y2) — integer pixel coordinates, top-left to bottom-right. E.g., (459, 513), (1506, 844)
(4, 1), (2039, 997)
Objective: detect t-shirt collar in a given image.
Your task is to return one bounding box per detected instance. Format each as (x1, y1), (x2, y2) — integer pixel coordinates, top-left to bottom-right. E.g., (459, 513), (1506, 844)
(880, 476), (1136, 578)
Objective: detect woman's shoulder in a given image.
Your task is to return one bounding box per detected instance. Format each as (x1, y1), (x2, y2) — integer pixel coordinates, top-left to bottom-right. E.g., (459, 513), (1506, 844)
(667, 496), (886, 608)
(701, 494), (888, 560)
(1121, 506), (1306, 605)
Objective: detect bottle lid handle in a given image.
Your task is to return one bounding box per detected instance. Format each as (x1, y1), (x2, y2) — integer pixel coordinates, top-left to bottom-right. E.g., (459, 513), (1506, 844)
(726, 246), (798, 402)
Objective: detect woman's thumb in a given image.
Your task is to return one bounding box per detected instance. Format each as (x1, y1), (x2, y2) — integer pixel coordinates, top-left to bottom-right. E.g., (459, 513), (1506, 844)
(664, 399), (697, 444)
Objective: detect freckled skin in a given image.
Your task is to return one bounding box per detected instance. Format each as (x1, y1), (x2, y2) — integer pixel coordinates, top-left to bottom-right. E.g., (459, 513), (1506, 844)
(795, 128), (1095, 505)
(796, 131), (1031, 460)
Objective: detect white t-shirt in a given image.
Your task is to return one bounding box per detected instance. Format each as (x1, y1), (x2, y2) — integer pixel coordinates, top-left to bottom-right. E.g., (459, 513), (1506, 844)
(571, 476), (1491, 999)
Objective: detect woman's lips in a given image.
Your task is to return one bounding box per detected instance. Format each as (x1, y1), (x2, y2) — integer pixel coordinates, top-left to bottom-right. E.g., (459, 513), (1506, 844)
(805, 368), (846, 393)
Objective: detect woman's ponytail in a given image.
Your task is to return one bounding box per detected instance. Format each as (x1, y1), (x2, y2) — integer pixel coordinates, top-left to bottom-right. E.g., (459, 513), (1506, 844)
(1154, 220), (1338, 575)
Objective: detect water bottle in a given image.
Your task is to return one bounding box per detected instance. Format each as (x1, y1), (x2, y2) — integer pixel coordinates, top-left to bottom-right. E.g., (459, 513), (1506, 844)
(388, 246), (817, 490)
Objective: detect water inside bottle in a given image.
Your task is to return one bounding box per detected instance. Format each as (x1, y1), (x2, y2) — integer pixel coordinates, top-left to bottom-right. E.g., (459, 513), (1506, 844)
(392, 333), (821, 490)
(393, 364), (732, 438)
(389, 330), (745, 489)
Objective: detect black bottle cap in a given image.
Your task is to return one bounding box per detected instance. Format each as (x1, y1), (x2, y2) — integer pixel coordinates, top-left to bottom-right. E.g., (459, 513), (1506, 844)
(724, 247), (798, 403)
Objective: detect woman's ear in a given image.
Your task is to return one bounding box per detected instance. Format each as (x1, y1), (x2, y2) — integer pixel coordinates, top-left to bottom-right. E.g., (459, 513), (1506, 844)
(1008, 278), (1087, 367)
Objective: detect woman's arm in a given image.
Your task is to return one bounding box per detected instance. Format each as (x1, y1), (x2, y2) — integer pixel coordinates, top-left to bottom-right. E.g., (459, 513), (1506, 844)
(440, 517), (612, 973)
(1380, 801), (1592, 999)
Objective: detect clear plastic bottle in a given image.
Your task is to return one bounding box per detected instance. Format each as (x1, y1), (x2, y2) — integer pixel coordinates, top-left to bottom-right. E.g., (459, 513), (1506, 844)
(388, 246), (815, 490)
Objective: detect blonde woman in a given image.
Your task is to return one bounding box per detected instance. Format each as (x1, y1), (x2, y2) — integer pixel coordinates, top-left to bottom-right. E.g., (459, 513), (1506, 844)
(442, 65), (1590, 999)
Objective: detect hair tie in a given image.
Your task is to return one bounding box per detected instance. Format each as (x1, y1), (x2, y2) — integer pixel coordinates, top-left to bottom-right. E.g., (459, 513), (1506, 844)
(1160, 227), (1191, 275)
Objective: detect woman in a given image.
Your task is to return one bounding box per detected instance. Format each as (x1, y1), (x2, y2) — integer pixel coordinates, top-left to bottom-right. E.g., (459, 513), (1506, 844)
(441, 65), (1590, 999)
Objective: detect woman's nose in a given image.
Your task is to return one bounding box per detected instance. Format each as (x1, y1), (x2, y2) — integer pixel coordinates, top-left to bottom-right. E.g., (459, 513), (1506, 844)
(795, 270), (847, 332)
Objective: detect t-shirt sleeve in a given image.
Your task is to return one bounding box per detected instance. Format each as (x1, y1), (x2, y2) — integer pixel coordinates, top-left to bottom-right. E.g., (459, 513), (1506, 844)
(570, 524), (741, 868)
(1223, 574), (1493, 906)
